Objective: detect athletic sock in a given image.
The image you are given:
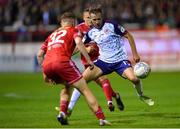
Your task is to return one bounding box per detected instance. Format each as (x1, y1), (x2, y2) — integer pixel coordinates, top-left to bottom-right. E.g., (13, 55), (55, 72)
(111, 89), (116, 98)
(107, 101), (113, 105)
(68, 88), (81, 110)
(60, 100), (69, 115)
(95, 106), (105, 120)
(134, 80), (143, 96)
(99, 79), (113, 101)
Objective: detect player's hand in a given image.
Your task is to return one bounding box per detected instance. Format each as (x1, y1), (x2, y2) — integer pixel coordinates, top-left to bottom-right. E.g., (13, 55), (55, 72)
(85, 43), (99, 53)
(88, 61), (94, 70)
(90, 45), (98, 52)
(85, 46), (92, 53)
(48, 79), (56, 85)
(133, 54), (140, 63)
(43, 73), (56, 86)
(45, 78), (56, 86)
(86, 45), (96, 53)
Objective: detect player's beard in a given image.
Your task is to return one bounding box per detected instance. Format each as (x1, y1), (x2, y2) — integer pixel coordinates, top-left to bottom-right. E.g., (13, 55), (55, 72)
(94, 23), (101, 29)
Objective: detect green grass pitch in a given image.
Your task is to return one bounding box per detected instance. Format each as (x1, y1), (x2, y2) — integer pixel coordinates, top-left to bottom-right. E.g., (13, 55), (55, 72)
(0, 72), (180, 128)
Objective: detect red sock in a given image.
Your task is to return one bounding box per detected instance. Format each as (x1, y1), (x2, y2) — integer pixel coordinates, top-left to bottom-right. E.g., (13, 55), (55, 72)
(60, 100), (69, 114)
(95, 106), (105, 120)
(112, 91), (116, 97)
(107, 80), (116, 97)
(99, 79), (114, 101)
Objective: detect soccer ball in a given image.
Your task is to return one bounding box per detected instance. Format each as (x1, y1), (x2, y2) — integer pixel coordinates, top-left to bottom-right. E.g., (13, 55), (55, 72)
(134, 62), (151, 79)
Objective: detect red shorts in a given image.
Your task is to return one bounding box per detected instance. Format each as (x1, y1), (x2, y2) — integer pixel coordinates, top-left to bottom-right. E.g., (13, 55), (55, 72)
(42, 60), (82, 85)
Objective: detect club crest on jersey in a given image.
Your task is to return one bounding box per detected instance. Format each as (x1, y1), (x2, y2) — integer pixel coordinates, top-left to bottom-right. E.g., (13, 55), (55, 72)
(104, 29), (110, 34)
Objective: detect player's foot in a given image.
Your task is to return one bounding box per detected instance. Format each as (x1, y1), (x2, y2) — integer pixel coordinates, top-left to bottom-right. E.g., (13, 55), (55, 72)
(108, 102), (115, 112)
(114, 92), (124, 111)
(57, 112), (68, 125)
(140, 95), (154, 106)
(67, 108), (73, 117)
(55, 106), (72, 117)
(99, 119), (111, 126)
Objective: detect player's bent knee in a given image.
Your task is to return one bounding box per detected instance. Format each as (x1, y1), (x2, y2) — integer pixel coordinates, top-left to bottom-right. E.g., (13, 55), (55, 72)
(83, 65), (103, 82)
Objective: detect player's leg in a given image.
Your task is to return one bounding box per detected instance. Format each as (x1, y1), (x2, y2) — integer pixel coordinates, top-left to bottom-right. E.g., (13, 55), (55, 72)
(67, 88), (81, 116)
(122, 67), (143, 96)
(43, 63), (69, 125)
(55, 60), (110, 125)
(95, 75), (124, 111)
(95, 76), (114, 101)
(84, 62), (115, 111)
(57, 85), (72, 125)
(82, 65), (103, 82)
(122, 67), (154, 106)
(66, 65), (104, 116)
(84, 60), (125, 111)
(72, 77), (111, 125)
(95, 76), (114, 111)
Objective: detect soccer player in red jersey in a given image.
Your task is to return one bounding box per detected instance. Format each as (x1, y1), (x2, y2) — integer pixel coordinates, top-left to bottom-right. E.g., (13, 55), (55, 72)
(67, 8), (124, 115)
(37, 12), (110, 126)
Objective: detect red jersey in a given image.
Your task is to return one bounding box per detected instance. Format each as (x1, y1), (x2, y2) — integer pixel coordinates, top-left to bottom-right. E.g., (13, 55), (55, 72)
(41, 26), (81, 67)
(76, 22), (99, 66)
(76, 22), (90, 35)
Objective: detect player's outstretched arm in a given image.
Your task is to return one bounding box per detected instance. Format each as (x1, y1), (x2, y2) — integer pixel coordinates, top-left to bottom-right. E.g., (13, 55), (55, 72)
(72, 44), (96, 55)
(74, 37), (94, 69)
(124, 32), (140, 63)
(72, 46), (79, 55)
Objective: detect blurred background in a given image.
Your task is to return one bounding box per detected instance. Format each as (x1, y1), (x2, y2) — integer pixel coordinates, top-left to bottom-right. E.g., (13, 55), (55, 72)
(0, 0), (180, 72)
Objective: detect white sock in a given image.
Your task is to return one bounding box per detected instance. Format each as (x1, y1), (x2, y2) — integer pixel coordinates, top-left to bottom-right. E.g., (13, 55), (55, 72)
(60, 111), (66, 116)
(133, 80), (143, 96)
(68, 88), (81, 110)
(107, 101), (113, 105)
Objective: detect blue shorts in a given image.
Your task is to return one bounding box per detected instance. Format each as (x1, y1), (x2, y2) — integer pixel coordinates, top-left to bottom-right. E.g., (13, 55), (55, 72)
(94, 59), (132, 77)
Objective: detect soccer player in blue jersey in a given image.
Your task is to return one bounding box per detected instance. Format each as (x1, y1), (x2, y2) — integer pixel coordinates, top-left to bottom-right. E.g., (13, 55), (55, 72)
(81, 6), (154, 106)
(67, 8), (124, 114)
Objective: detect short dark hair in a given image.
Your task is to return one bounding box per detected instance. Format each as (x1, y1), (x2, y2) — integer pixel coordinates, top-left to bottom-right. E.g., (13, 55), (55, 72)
(60, 12), (75, 21)
(89, 5), (102, 14)
(83, 7), (90, 13)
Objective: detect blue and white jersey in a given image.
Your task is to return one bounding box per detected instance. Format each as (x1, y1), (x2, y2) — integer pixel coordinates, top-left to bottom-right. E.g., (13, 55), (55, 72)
(83, 20), (128, 63)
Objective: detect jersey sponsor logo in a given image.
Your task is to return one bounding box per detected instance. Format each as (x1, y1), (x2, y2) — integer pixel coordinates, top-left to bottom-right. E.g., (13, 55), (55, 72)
(104, 29), (111, 34)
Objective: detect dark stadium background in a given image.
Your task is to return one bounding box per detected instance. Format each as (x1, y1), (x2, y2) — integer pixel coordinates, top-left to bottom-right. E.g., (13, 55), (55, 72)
(0, 0), (180, 128)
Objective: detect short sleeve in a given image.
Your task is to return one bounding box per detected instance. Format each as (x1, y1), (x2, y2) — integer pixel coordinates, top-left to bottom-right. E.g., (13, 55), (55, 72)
(107, 20), (127, 36)
(73, 29), (82, 39)
(115, 24), (127, 36)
